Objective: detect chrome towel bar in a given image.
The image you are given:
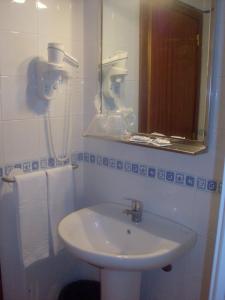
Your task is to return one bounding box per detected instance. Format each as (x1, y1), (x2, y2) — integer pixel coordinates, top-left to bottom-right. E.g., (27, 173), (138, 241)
(1, 164), (79, 183)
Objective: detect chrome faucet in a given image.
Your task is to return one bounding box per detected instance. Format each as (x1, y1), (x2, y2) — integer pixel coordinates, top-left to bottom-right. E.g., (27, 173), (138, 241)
(123, 198), (143, 223)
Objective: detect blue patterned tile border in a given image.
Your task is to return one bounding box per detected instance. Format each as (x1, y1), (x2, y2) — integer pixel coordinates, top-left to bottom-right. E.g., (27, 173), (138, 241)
(109, 158), (116, 168)
(0, 152), (83, 179)
(148, 167), (156, 178)
(81, 152), (222, 194)
(158, 169), (166, 181)
(48, 157), (56, 168)
(124, 161), (132, 172)
(139, 165), (147, 176)
(117, 160), (123, 171)
(0, 151), (222, 194)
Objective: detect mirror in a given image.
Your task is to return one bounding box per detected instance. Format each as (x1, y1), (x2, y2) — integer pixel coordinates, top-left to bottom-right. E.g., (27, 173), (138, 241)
(86, 0), (215, 154)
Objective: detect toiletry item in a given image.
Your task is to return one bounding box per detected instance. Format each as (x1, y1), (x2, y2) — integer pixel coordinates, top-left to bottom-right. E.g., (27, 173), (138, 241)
(46, 166), (75, 255)
(130, 135), (153, 143)
(171, 135), (186, 139)
(150, 132), (166, 137)
(15, 171), (49, 267)
(151, 138), (171, 147)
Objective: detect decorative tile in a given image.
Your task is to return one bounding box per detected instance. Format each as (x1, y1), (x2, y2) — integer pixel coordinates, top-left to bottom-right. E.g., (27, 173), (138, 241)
(139, 165), (147, 176)
(207, 180), (217, 192)
(186, 175), (195, 187)
(132, 163), (139, 174)
(63, 158), (70, 165)
(175, 173), (185, 185)
(40, 158), (48, 169)
(103, 157), (109, 167)
(84, 152), (89, 163)
(90, 154), (96, 164)
(157, 169), (165, 180)
(5, 165), (14, 176)
(56, 159), (64, 167)
(14, 163), (22, 169)
(97, 155), (103, 166)
(109, 158), (116, 168)
(77, 152), (84, 162)
(124, 161), (132, 173)
(48, 158), (56, 168)
(0, 151), (220, 195)
(32, 161), (39, 171)
(23, 161), (32, 172)
(148, 167), (156, 178)
(71, 153), (78, 164)
(166, 171), (175, 182)
(117, 160), (123, 170)
(197, 177), (206, 190)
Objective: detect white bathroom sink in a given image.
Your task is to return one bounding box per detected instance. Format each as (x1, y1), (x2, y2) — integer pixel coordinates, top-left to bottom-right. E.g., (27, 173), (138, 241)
(58, 202), (197, 271)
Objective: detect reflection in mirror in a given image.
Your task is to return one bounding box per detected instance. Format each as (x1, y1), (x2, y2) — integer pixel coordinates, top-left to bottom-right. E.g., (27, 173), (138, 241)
(86, 0), (214, 154)
(139, 0), (211, 140)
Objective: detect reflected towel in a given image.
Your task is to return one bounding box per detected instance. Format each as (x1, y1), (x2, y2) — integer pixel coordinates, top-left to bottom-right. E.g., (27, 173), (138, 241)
(15, 171), (49, 268)
(46, 166), (75, 255)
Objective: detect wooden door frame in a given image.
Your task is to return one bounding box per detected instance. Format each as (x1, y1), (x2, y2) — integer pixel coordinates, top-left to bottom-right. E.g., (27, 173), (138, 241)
(139, 0), (203, 137)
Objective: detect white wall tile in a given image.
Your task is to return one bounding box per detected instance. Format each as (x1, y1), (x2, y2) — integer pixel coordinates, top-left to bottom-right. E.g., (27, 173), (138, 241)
(71, 0), (84, 43)
(83, 79), (98, 116)
(70, 79), (84, 115)
(39, 114), (82, 158)
(37, 0), (73, 38)
(1, 75), (43, 120)
(3, 119), (40, 162)
(0, 77), (3, 121)
(0, 0), (38, 34)
(84, 0), (101, 43)
(0, 31), (38, 77)
(83, 40), (100, 80)
(0, 122), (4, 165)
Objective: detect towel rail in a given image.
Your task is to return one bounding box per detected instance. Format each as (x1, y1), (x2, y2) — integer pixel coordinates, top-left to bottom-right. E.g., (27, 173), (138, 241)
(1, 164), (79, 183)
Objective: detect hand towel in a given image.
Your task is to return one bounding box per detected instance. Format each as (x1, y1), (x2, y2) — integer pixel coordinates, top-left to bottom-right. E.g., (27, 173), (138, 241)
(15, 171), (49, 268)
(46, 166), (75, 255)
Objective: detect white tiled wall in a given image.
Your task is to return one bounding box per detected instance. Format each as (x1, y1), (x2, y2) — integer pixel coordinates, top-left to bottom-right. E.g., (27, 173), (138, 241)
(0, 0), (84, 165)
(83, 0), (225, 300)
(0, 1), (85, 300)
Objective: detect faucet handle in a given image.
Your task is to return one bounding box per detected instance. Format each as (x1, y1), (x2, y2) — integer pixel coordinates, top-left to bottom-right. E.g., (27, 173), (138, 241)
(124, 198), (143, 211)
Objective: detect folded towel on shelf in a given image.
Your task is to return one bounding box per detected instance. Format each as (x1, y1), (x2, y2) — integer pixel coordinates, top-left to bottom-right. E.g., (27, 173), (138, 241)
(15, 171), (49, 268)
(46, 166), (75, 255)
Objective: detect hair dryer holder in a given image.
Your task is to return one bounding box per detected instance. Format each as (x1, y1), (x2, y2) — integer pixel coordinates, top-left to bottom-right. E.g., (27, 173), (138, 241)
(36, 43), (79, 101)
(36, 58), (70, 101)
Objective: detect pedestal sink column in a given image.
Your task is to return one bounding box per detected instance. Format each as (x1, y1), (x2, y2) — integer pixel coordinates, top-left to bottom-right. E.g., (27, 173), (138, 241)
(101, 269), (141, 300)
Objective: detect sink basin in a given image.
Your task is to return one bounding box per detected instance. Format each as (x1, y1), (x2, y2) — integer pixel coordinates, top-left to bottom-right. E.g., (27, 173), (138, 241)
(59, 202), (196, 270)
(58, 202), (197, 300)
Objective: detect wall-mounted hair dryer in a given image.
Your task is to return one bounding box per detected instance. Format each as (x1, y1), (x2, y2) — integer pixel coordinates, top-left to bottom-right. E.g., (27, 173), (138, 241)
(48, 43), (79, 68)
(36, 43), (79, 101)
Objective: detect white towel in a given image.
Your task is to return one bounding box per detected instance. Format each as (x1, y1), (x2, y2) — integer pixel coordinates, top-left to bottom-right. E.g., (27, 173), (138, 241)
(15, 171), (49, 268)
(46, 166), (75, 255)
